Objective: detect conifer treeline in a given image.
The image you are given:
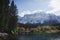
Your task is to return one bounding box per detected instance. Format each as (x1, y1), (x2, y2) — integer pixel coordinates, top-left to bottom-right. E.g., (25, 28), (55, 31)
(0, 0), (18, 34)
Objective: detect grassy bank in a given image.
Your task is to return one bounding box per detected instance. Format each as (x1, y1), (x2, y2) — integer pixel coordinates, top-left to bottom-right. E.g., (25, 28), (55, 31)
(18, 26), (60, 34)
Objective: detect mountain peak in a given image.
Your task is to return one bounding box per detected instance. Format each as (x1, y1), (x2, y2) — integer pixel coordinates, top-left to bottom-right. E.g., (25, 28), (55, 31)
(18, 12), (60, 24)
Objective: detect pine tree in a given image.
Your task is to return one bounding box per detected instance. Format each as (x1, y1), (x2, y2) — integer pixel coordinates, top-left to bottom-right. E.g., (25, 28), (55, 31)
(0, 0), (10, 32)
(0, 0), (3, 27)
(8, 0), (18, 34)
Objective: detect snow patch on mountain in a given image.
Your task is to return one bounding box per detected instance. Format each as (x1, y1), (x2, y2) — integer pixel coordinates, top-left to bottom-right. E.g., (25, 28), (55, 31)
(18, 12), (60, 24)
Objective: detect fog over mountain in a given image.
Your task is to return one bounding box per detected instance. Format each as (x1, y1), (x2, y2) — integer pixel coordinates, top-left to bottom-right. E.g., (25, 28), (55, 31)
(18, 12), (60, 25)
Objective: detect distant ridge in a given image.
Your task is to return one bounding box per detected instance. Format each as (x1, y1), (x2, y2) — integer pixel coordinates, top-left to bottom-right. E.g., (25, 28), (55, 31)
(18, 12), (60, 25)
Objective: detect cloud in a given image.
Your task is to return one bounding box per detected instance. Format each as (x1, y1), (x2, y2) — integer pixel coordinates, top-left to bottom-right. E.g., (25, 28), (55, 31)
(47, 0), (60, 15)
(32, 10), (43, 13)
(18, 10), (31, 17)
(18, 0), (60, 17)
(50, 0), (60, 11)
(18, 10), (43, 17)
(33, 0), (41, 1)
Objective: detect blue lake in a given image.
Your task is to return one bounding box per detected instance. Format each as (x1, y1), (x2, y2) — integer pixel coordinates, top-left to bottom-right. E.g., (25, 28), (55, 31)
(18, 33), (60, 40)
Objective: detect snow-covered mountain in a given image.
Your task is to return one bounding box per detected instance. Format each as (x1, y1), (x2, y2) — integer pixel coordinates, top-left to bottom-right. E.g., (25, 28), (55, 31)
(18, 12), (60, 24)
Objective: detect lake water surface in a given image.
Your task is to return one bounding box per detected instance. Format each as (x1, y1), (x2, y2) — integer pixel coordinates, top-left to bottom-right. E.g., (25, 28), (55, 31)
(18, 33), (60, 40)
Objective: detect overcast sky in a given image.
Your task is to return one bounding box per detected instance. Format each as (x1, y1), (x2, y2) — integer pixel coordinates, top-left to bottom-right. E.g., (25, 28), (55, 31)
(14, 0), (60, 17)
